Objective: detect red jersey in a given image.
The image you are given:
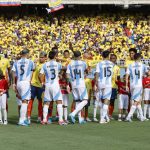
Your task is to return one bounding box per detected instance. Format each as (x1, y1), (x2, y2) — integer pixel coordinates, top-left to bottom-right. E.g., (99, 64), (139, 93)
(143, 77), (150, 89)
(116, 80), (129, 95)
(59, 80), (71, 94)
(0, 79), (8, 92)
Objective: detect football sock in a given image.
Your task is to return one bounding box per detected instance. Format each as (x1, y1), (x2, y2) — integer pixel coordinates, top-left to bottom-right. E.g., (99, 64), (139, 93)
(71, 101), (75, 112)
(109, 104), (114, 116)
(127, 105), (136, 119)
(20, 103), (28, 123)
(143, 104), (148, 118)
(63, 107), (68, 121)
(137, 105), (144, 119)
(57, 104), (63, 122)
(118, 114), (121, 118)
(93, 103), (98, 118)
(2, 108), (7, 121)
(38, 100), (43, 119)
(101, 104), (108, 120)
(148, 105), (150, 118)
(71, 100), (88, 117)
(43, 105), (49, 122)
(0, 107), (2, 121)
(27, 99), (33, 118)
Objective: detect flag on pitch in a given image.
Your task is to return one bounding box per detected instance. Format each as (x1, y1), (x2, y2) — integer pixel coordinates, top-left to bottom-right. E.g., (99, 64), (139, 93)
(48, 0), (64, 13)
(0, 0), (21, 6)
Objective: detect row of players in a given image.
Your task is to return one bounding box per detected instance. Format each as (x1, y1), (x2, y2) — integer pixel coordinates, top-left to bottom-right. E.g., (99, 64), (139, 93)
(0, 49), (149, 125)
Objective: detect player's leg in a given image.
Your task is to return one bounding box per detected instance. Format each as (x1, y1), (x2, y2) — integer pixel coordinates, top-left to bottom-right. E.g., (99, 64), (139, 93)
(0, 96), (2, 124)
(42, 86), (51, 124)
(37, 87), (44, 122)
(100, 88), (112, 124)
(1, 94), (7, 125)
(143, 89), (149, 120)
(118, 94), (123, 121)
(85, 100), (91, 122)
(109, 88), (117, 119)
(69, 88), (88, 124)
(47, 101), (53, 124)
(27, 85), (36, 124)
(122, 95), (129, 120)
(17, 81), (31, 126)
(62, 94), (69, 123)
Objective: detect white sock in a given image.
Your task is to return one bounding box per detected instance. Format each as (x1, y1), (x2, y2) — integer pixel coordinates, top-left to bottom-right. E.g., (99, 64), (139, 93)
(2, 108), (7, 121)
(118, 114), (121, 118)
(127, 105), (136, 119)
(19, 103), (28, 123)
(148, 105), (150, 118)
(71, 100), (88, 117)
(78, 111), (83, 122)
(63, 107), (68, 121)
(0, 107), (2, 121)
(43, 105), (49, 122)
(143, 104), (148, 118)
(93, 102), (98, 118)
(136, 109), (140, 118)
(137, 105), (144, 119)
(101, 104), (108, 120)
(57, 104), (63, 122)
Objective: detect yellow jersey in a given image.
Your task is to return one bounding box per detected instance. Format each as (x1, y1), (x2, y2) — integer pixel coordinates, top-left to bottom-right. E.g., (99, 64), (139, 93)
(125, 59), (134, 68)
(85, 78), (92, 98)
(31, 62), (43, 88)
(112, 65), (120, 89)
(0, 57), (10, 77)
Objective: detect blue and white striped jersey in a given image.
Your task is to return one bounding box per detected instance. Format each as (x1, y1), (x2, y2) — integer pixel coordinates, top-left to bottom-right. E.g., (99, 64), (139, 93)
(66, 60), (87, 88)
(40, 60), (62, 85)
(96, 60), (114, 87)
(126, 62), (148, 87)
(12, 58), (35, 82)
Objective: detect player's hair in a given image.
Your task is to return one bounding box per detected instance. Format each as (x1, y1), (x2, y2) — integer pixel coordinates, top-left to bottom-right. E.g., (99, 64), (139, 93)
(110, 53), (117, 58)
(73, 51), (81, 58)
(48, 51), (57, 59)
(129, 48), (137, 54)
(0, 69), (4, 79)
(134, 53), (141, 60)
(39, 51), (47, 57)
(63, 50), (69, 54)
(102, 50), (110, 58)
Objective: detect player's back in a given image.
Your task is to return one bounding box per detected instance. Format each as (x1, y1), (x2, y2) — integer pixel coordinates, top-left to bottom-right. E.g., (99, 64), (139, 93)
(13, 58), (34, 82)
(42, 60), (61, 85)
(96, 60), (114, 87)
(127, 61), (147, 87)
(67, 60), (87, 88)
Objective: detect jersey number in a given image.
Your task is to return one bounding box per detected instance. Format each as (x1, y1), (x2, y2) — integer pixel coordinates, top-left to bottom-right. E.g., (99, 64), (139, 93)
(50, 69), (56, 80)
(104, 67), (112, 77)
(73, 69), (81, 79)
(20, 65), (25, 76)
(135, 69), (140, 79)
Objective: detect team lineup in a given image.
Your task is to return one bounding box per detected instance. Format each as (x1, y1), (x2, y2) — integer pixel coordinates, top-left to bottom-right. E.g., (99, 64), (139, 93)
(0, 48), (150, 126)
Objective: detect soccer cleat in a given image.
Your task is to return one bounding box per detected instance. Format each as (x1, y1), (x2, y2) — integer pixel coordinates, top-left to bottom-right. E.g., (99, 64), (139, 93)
(41, 120), (48, 125)
(79, 119), (86, 124)
(93, 118), (98, 122)
(3, 120), (8, 125)
(69, 114), (76, 124)
(109, 116), (115, 120)
(0, 120), (3, 125)
(118, 118), (122, 122)
(85, 118), (92, 122)
(27, 119), (31, 125)
(58, 121), (67, 126)
(18, 121), (29, 126)
(47, 118), (53, 124)
(99, 119), (107, 124)
(64, 120), (70, 124)
(125, 117), (132, 122)
(37, 117), (42, 123)
(140, 117), (146, 122)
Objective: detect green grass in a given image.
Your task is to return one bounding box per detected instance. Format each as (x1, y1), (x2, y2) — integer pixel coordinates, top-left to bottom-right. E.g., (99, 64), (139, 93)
(0, 89), (150, 150)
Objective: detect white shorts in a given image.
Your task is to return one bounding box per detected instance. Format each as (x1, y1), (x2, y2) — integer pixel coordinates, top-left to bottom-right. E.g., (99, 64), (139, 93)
(72, 87), (88, 101)
(62, 94), (69, 106)
(143, 88), (150, 101)
(0, 94), (7, 109)
(97, 85), (112, 100)
(17, 81), (31, 101)
(16, 98), (22, 106)
(130, 87), (143, 102)
(44, 84), (63, 102)
(118, 94), (129, 109)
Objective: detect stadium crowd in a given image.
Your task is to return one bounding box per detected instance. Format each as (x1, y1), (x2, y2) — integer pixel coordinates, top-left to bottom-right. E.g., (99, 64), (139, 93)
(0, 7), (149, 126)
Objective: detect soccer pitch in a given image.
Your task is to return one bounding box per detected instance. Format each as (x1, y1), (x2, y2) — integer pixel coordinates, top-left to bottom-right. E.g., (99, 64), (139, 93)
(0, 89), (150, 150)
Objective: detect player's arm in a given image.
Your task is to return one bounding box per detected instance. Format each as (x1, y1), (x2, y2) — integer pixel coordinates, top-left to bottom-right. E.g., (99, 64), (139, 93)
(39, 65), (45, 86)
